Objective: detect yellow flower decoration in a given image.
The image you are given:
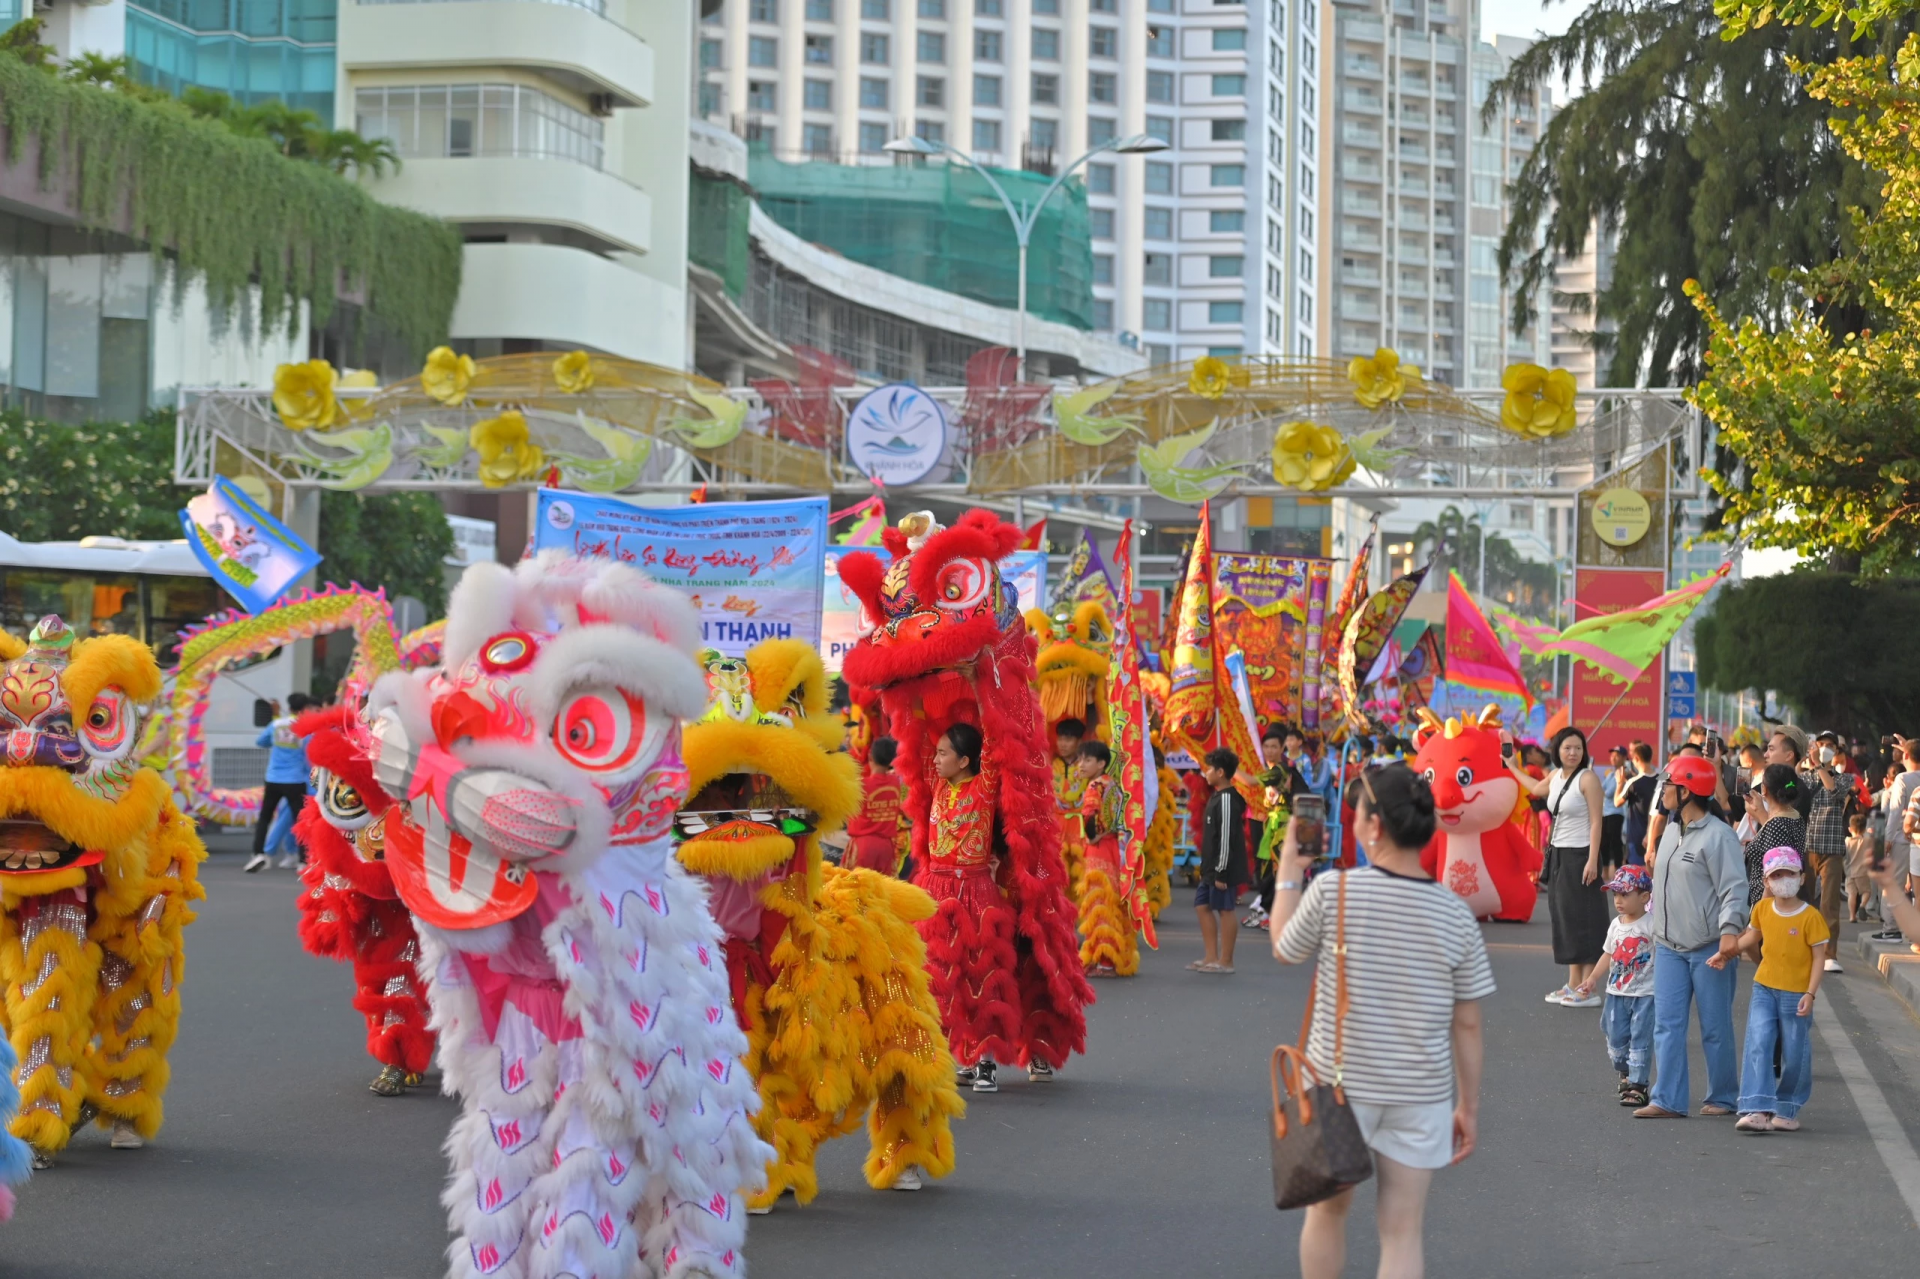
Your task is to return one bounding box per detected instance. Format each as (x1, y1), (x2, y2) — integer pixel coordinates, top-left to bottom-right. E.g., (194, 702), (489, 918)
(1271, 420), (1357, 491)
(469, 411), (547, 488)
(340, 368), (380, 389)
(1347, 347), (1417, 408)
(1187, 355), (1252, 400)
(422, 345), (477, 406)
(553, 350), (594, 394)
(1500, 362), (1578, 438)
(272, 359), (338, 432)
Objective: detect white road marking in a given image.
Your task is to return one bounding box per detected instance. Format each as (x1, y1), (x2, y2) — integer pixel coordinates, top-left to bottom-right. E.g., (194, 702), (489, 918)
(1815, 997), (1920, 1227)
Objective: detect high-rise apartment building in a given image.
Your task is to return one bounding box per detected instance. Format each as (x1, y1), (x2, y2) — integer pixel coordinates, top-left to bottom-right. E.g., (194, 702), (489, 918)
(696, 0), (1321, 367)
(1320, 10), (1550, 387)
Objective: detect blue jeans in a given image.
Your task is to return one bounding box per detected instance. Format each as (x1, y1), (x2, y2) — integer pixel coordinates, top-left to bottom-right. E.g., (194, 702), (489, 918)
(1650, 943), (1740, 1114)
(1602, 993), (1654, 1085)
(1738, 983), (1814, 1119)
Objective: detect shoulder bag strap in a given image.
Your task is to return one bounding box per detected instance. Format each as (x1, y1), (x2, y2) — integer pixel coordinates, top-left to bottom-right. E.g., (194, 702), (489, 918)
(1332, 871), (1350, 1094)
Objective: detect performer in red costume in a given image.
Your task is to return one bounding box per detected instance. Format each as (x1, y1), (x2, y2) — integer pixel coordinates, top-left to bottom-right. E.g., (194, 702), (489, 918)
(291, 706), (434, 1095)
(840, 511), (1094, 1092)
(1412, 705), (1542, 923)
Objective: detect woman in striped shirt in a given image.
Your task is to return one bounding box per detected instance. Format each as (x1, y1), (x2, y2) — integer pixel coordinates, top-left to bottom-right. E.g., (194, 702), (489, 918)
(1270, 763), (1496, 1279)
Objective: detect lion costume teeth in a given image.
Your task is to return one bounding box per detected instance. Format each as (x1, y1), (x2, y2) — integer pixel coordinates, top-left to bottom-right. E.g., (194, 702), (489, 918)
(677, 639), (963, 1206)
(0, 616), (206, 1160)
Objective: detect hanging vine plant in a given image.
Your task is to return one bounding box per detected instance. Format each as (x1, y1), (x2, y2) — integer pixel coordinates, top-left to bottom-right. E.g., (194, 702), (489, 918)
(0, 50), (462, 356)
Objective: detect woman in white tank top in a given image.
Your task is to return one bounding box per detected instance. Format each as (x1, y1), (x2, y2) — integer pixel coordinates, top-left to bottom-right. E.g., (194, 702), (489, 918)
(1511, 728), (1608, 1004)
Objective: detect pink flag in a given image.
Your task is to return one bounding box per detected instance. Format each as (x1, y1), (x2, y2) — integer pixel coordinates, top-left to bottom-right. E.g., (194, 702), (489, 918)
(1444, 572), (1533, 708)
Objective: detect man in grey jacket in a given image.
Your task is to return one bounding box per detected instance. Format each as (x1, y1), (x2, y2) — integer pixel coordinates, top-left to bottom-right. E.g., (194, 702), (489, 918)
(1636, 755), (1750, 1119)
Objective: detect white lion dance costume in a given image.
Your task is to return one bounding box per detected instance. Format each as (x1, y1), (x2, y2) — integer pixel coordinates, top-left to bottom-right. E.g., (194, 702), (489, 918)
(369, 553), (771, 1279)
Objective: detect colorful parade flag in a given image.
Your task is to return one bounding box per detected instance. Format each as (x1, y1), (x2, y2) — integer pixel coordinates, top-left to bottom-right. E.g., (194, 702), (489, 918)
(1322, 529), (1375, 663)
(1019, 516), (1048, 550)
(829, 496), (887, 546)
(1107, 519), (1158, 947)
(180, 477), (322, 615)
(1051, 527), (1119, 618)
(1164, 501), (1217, 755)
(1445, 572), (1533, 709)
(1488, 606), (1560, 656)
(1539, 563), (1732, 686)
(1337, 560), (1429, 728)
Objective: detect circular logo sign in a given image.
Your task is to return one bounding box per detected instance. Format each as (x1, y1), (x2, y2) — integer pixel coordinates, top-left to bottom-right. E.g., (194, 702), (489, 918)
(845, 384), (948, 486)
(545, 500), (575, 531)
(1592, 488), (1651, 547)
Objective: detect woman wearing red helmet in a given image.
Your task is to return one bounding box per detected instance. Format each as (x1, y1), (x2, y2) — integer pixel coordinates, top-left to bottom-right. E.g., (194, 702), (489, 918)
(1635, 755), (1751, 1120)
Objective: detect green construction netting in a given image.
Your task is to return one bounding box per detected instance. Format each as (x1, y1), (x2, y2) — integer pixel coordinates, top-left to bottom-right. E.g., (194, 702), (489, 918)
(689, 172), (752, 299)
(746, 152), (1095, 331)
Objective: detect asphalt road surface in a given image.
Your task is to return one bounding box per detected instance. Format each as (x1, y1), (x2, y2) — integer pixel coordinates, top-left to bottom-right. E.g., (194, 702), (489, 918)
(5, 847), (1920, 1278)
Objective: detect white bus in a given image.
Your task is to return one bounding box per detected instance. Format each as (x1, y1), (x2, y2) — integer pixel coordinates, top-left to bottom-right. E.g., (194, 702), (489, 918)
(0, 531), (297, 796)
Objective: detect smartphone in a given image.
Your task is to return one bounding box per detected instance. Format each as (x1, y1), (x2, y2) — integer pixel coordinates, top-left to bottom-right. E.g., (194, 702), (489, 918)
(1293, 794), (1328, 861)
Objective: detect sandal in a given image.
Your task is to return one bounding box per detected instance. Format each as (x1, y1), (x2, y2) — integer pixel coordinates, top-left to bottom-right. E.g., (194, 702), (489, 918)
(1209, 964), (1235, 974)
(1620, 1085), (1648, 1108)
(1185, 959), (1213, 971)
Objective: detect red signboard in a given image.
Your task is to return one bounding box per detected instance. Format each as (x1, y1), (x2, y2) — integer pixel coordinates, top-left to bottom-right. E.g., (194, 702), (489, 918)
(1570, 567), (1667, 761)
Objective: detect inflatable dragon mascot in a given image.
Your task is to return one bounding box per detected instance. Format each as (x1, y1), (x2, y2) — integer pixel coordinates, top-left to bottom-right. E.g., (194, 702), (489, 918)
(840, 511), (1093, 1080)
(0, 617), (206, 1166)
(1413, 705), (1541, 923)
(675, 639), (962, 1207)
(292, 704), (435, 1097)
(368, 553), (771, 1279)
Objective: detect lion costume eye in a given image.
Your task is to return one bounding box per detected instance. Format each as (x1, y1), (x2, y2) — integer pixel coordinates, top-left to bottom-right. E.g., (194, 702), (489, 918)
(79, 688), (134, 760)
(553, 685), (663, 778)
(317, 768), (374, 832)
(932, 558), (991, 612)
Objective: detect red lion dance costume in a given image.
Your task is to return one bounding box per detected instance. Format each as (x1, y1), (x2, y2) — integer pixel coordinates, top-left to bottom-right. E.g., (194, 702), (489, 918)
(292, 705), (434, 1096)
(840, 512), (1093, 1076)
(1413, 705), (1541, 923)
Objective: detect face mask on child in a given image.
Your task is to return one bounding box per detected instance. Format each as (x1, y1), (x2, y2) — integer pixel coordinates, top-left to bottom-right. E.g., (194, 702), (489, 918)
(1768, 874), (1802, 899)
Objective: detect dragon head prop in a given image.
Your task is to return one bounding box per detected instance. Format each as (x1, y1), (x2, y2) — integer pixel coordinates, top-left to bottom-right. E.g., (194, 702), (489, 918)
(837, 511), (1025, 691)
(0, 616), (171, 892)
(675, 639), (860, 884)
(1412, 705), (1528, 835)
(368, 552), (709, 933)
(1023, 600), (1113, 737)
(294, 704), (398, 898)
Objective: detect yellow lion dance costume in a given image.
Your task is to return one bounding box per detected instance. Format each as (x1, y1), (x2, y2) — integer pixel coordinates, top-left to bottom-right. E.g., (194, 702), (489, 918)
(675, 639), (963, 1208)
(0, 617), (205, 1166)
(1027, 603), (1147, 973)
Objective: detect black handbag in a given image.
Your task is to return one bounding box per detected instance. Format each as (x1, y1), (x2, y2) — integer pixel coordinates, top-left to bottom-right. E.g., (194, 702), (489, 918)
(1270, 873), (1374, 1210)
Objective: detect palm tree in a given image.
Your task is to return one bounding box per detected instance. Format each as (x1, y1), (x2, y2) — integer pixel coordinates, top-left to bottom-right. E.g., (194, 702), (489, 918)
(312, 129), (402, 179)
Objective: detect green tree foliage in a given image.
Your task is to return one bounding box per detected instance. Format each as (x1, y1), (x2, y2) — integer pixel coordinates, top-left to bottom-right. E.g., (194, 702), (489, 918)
(0, 409), (184, 541)
(1411, 505), (1558, 617)
(1696, 571), (1920, 734)
(0, 22), (459, 355)
(317, 491), (454, 617)
(1487, 0), (1882, 385)
(177, 86), (401, 179)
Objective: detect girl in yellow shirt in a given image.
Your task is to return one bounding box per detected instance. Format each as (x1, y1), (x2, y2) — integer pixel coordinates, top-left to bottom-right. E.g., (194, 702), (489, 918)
(1732, 849), (1829, 1133)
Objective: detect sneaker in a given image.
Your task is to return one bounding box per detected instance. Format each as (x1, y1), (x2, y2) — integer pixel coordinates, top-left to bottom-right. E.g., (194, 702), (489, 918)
(892, 1165), (924, 1191)
(244, 853), (268, 873)
(277, 853), (298, 869)
(972, 1062), (998, 1094)
(955, 1065), (978, 1086)
(1872, 929), (1904, 941)
(1735, 1112), (1772, 1133)
(1027, 1059), (1054, 1083)
(109, 1119), (144, 1149)
(1824, 958), (1843, 973)
(747, 1204), (773, 1216)
(1544, 985), (1572, 1004)
(1562, 990), (1602, 1008)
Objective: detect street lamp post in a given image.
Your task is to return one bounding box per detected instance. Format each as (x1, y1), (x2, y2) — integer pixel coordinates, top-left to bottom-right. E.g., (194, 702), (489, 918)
(883, 132), (1168, 380)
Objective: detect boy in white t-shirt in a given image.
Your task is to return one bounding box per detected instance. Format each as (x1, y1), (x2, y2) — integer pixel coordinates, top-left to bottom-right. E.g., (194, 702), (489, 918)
(1576, 864), (1655, 1107)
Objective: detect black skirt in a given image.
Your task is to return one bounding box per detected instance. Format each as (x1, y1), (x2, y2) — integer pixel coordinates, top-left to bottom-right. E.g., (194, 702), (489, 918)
(1546, 845), (1609, 965)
